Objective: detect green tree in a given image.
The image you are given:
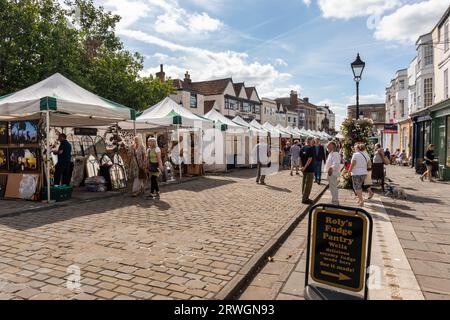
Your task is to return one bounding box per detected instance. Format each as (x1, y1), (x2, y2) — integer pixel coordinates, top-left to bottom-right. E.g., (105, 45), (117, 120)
(0, 0), (174, 110)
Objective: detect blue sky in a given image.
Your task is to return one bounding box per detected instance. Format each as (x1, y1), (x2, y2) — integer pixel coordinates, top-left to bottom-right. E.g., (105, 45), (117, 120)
(93, 0), (448, 128)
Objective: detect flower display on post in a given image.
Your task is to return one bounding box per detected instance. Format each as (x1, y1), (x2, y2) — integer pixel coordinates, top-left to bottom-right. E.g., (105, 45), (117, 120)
(339, 117), (374, 189)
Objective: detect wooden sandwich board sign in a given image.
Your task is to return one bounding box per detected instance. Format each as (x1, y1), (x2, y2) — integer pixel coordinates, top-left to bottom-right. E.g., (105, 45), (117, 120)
(304, 204), (373, 300)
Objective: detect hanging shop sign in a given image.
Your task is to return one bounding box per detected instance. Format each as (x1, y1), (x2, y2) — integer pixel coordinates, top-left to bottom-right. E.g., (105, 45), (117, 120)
(384, 123), (398, 134)
(74, 128), (98, 136)
(304, 204), (373, 300)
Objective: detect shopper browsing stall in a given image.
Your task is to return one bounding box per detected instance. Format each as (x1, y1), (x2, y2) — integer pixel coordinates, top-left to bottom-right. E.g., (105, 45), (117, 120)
(53, 133), (72, 186)
(147, 138), (164, 199)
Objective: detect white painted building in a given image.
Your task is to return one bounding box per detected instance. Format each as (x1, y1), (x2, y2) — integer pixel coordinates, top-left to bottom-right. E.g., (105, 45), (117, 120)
(261, 98), (287, 127)
(384, 69), (408, 152)
(433, 14), (450, 104)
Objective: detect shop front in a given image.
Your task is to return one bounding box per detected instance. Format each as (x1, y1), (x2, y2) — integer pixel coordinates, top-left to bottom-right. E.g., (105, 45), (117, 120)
(431, 99), (450, 181)
(399, 119), (413, 160)
(411, 110), (433, 173)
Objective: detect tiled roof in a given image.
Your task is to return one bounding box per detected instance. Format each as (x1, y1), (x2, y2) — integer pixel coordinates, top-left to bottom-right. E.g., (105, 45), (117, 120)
(245, 87), (254, 99)
(233, 83), (245, 96)
(204, 100), (216, 114)
(173, 79), (184, 89)
(275, 97), (318, 112)
(190, 78), (232, 95)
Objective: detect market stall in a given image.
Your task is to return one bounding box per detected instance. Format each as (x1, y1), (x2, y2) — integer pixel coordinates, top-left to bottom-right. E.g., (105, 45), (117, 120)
(232, 116), (266, 167)
(0, 73), (136, 203)
(136, 97), (213, 179)
(204, 109), (247, 172)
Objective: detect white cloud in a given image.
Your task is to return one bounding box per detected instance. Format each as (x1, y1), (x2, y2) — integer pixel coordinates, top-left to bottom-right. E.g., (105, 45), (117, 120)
(101, 0), (223, 35)
(303, 0), (312, 6)
(318, 0), (401, 19)
(374, 0), (449, 43)
(102, 0), (151, 29)
(154, 8), (222, 34)
(120, 29), (296, 99)
(275, 58), (288, 67)
(190, 12), (223, 33)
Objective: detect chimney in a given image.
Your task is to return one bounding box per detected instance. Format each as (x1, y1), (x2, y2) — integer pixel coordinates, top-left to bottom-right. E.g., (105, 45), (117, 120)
(184, 71), (192, 86)
(303, 97), (309, 103)
(290, 90), (298, 109)
(156, 64), (165, 82)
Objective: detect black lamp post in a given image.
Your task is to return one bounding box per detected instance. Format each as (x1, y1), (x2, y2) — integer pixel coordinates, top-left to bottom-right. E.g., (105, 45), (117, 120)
(351, 53), (365, 120)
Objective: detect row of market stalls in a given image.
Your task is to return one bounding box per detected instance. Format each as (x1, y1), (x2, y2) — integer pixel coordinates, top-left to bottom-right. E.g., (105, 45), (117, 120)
(0, 73), (334, 203)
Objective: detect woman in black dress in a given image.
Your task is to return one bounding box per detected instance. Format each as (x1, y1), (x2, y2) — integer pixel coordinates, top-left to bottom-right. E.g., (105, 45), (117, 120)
(420, 144), (435, 182)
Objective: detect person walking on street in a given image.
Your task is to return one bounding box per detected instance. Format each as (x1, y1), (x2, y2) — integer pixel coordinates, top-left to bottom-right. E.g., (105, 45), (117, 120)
(313, 138), (326, 185)
(384, 148), (391, 163)
(290, 140), (301, 176)
(53, 133), (72, 186)
(348, 143), (369, 207)
(421, 144), (436, 182)
(300, 137), (315, 204)
(359, 144), (374, 200)
(131, 136), (147, 197)
(147, 138), (164, 199)
(325, 141), (341, 205)
(253, 140), (270, 185)
(283, 141), (291, 170)
(372, 143), (387, 192)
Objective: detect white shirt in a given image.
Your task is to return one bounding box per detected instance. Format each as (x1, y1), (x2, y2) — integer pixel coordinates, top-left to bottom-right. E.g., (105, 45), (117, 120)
(325, 151), (341, 176)
(351, 152), (368, 176)
(252, 143), (269, 164)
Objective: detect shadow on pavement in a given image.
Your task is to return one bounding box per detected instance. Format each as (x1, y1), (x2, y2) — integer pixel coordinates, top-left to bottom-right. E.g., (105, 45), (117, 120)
(381, 204), (424, 221)
(264, 185), (292, 193)
(404, 194), (443, 204)
(0, 175), (237, 231)
(163, 176), (236, 193)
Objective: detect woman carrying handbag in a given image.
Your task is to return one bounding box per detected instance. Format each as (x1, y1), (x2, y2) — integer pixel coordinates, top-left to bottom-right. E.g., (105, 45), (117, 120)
(131, 136), (148, 197)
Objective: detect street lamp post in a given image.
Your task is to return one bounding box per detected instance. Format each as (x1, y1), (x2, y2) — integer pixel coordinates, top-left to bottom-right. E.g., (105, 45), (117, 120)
(351, 53), (366, 120)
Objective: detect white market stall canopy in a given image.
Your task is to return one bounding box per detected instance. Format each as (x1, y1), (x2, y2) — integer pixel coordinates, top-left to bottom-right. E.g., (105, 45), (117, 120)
(0, 73), (136, 126)
(263, 122), (288, 138)
(205, 109), (246, 132)
(291, 127), (304, 138)
(137, 97), (212, 128)
(275, 124), (294, 138)
(232, 116), (266, 134)
(249, 120), (270, 133)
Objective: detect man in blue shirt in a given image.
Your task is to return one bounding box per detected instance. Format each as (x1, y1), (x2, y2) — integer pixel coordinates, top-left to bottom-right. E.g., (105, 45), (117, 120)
(300, 137), (315, 204)
(53, 133), (72, 185)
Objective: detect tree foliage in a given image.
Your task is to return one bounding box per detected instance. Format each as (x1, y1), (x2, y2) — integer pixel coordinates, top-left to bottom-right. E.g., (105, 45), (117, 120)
(0, 0), (174, 111)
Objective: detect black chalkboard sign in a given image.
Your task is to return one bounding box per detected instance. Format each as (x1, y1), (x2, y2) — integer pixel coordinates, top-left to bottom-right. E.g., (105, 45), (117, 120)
(305, 204), (373, 300)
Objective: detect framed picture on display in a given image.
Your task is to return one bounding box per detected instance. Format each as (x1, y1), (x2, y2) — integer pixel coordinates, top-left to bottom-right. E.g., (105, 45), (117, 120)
(8, 148), (39, 172)
(0, 148), (8, 171)
(0, 122), (8, 145)
(10, 121), (38, 145)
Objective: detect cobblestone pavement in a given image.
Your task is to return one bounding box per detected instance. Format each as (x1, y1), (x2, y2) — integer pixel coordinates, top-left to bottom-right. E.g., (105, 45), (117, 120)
(383, 166), (450, 300)
(0, 169), (324, 300)
(240, 167), (428, 300)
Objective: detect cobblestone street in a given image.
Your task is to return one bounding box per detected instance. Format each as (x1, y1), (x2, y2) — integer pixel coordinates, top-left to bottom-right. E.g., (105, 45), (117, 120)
(0, 169), (324, 300)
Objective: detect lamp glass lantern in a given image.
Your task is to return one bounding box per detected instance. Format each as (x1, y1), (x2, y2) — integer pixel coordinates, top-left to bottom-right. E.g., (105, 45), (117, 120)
(351, 53), (365, 81)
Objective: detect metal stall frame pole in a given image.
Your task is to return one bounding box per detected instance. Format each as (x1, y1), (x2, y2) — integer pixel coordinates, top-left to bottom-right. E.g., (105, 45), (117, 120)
(133, 120), (137, 136)
(225, 130), (228, 173)
(213, 121), (217, 173)
(46, 110), (51, 203)
(177, 124), (182, 181)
